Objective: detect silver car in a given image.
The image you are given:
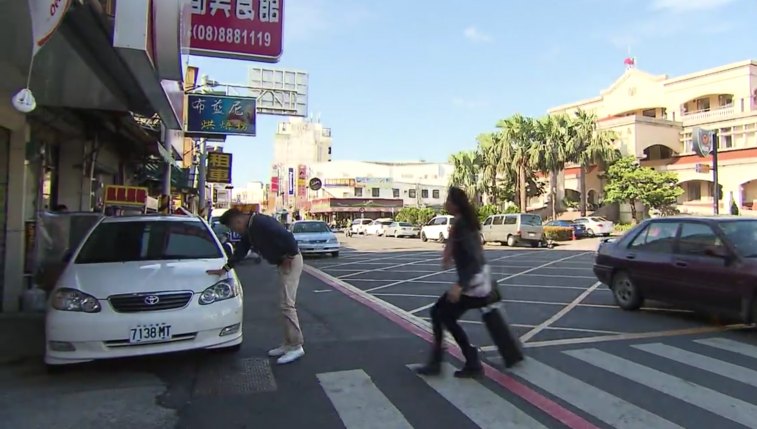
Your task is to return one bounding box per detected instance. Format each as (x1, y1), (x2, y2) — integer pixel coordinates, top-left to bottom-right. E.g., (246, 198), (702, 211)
(290, 220), (340, 257)
(385, 221), (420, 238)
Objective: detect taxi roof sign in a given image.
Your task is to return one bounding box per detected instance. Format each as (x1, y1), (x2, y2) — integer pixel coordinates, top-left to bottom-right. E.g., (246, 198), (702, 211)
(104, 185), (149, 207)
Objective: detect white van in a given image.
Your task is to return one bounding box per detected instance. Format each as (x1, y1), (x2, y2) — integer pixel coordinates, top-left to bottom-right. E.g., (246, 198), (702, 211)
(481, 213), (543, 247)
(421, 215), (454, 242)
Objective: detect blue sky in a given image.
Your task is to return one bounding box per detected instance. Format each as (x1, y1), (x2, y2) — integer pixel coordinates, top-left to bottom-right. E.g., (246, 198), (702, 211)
(189, 0), (756, 186)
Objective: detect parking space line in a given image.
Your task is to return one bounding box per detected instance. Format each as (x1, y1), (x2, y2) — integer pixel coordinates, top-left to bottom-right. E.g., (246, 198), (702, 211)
(502, 284), (599, 291)
(317, 253), (431, 270)
(418, 318), (623, 335)
(519, 282), (602, 343)
(495, 253), (592, 284)
(336, 256), (444, 279)
(409, 302), (436, 314)
(364, 253), (531, 293)
(372, 293), (438, 299)
(517, 274), (597, 279)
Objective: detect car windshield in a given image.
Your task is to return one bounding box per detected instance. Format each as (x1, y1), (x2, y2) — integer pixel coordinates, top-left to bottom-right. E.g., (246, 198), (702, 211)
(399, 222), (412, 227)
(380, 221), (392, 226)
(719, 220), (757, 257)
(521, 215), (542, 226)
(292, 222), (330, 234)
(75, 220), (222, 264)
(590, 217), (607, 222)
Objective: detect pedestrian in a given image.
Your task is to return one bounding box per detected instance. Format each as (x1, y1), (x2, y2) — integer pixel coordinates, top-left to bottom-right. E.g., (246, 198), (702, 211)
(416, 186), (492, 378)
(206, 208), (305, 365)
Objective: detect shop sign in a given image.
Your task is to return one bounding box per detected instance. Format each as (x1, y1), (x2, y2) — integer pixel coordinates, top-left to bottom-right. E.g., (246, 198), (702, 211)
(287, 168), (295, 196)
(207, 152), (233, 184)
(324, 178), (356, 188)
(189, 0), (284, 63)
(297, 164), (307, 205)
(104, 185), (150, 207)
(271, 176), (280, 194)
(29, 0), (72, 55)
(309, 177), (322, 191)
(185, 94), (257, 137)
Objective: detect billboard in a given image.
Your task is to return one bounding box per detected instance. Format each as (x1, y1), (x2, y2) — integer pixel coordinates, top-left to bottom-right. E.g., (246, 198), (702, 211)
(207, 152), (233, 184)
(355, 177), (392, 188)
(185, 94), (256, 137)
(189, 0), (284, 63)
(297, 164), (307, 206)
(271, 176), (279, 194)
(287, 167), (295, 196)
(248, 67), (308, 116)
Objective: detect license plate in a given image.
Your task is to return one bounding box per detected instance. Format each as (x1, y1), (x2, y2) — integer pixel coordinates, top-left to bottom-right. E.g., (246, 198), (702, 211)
(528, 232), (535, 236)
(129, 323), (171, 344)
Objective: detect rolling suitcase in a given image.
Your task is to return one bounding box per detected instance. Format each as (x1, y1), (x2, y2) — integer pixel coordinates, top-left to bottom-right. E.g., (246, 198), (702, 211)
(480, 282), (524, 368)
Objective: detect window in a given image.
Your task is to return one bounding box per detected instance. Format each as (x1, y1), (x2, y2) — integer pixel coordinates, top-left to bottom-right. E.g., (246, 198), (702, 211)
(629, 222), (678, 253)
(328, 146), (332, 155)
(76, 221), (221, 264)
(520, 215), (542, 226)
(677, 223), (723, 256)
(372, 188), (380, 198)
(432, 189), (440, 199)
(696, 98), (711, 112)
(408, 189), (417, 198)
(421, 189), (429, 199)
(392, 188), (400, 198)
(484, 217), (493, 226)
(436, 217), (448, 225)
(354, 187), (363, 197)
(720, 220), (757, 257)
(504, 215), (517, 225)
(493, 216), (504, 225)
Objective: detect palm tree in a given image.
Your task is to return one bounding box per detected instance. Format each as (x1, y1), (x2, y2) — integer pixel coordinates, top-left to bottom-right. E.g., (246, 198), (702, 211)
(449, 150), (481, 204)
(497, 114), (535, 211)
(531, 114), (571, 220)
(475, 133), (501, 205)
(569, 110), (621, 216)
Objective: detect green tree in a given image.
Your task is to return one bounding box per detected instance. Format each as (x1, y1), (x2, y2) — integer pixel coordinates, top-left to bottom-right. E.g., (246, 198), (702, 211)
(569, 109), (621, 216)
(477, 204), (498, 221)
(604, 156), (683, 222)
(530, 114), (571, 220)
(449, 150), (481, 204)
(476, 133), (502, 205)
(497, 115), (536, 211)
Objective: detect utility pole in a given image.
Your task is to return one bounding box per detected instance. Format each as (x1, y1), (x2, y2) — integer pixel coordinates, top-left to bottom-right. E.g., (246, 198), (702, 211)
(197, 138), (207, 217)
(161, 124), (172, 197)
(712, 131), (720, 215)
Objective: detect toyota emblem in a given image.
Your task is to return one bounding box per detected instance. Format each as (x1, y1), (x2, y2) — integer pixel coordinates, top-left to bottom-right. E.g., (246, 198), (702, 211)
(144, 295), (160, 305)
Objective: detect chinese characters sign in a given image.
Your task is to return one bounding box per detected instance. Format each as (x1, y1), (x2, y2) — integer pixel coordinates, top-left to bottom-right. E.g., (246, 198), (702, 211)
(189, 0), (284, 62)
(287, 168), (294, 196)
(297, 164), (307, 206)
(186, 94), (256, 137)
(207, 152), (233, 184)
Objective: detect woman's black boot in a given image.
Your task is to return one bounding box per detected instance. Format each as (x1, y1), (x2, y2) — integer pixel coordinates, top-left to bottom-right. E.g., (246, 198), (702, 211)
(454, 346), (483, 378)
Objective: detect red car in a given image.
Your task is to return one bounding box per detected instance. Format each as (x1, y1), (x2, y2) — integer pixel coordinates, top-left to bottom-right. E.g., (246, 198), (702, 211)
(594, 216), (757, 324)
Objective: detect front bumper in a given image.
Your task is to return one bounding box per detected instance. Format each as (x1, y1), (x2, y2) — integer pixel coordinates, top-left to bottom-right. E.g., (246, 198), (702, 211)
(299, 244), (340, 254)
(45, 295), (243, 365)
(593, 264), (613, 285)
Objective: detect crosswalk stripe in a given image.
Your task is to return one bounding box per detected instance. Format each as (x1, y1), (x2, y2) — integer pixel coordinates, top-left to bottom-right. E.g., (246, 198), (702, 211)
(509, 358), (682, 429)
(409, 363), (548, 429)
(317, 369), (413, 429)
(633, 343), (757, 388)
(565, 348), (757, 428)
(695, 337), (757, 359)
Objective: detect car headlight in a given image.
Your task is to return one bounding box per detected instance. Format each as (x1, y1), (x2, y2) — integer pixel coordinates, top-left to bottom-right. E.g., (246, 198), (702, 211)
(327, 237), (338, 244)
(51, 288), (101, 313)
(199, 278), (239, 305)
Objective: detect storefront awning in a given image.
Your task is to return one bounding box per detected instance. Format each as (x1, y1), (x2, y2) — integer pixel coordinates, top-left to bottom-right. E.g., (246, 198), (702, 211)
(136, 161), (195, 193)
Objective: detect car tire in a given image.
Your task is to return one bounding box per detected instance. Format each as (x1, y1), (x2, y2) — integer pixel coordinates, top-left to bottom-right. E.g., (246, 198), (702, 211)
(421, 232), (428, 242)
(480, 234), (486, 245)
(587, 229), (595, 237)
(506, 235), (517, 247)
(611, 271), (643, 311)
(529, 240), (539, 248)
(332, 251), (339, 257)
(438, 233), (446, 243)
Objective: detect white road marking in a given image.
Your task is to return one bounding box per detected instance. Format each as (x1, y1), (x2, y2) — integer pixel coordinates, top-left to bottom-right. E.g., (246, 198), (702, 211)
(372, 293), (439, 299)
(566, 348), (757, 428)
(337, 256), (443, 279)
(363, 252), (530, 293)
(409, 363), (548, 429)
(313, 289), (333, 293)
(695, 337), (757, 359)
(519, 282), (601, 343)
(510, 358), (682, 429)
(496, 252), (592, 284)
(633, 343), (757, 387)
(317, 253), (429, 270)
(419, 318), (622, 335)
(409, 302), (436, 314)
(515, 273), (597, 279)
(317, 369), (413, 429)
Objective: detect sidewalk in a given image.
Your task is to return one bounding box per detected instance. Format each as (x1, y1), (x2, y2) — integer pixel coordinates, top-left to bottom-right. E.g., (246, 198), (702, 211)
(0, 313), (44, 365)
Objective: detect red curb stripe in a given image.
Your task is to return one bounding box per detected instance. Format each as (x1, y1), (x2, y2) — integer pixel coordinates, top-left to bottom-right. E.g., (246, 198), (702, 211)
(305, 266), (600, 429)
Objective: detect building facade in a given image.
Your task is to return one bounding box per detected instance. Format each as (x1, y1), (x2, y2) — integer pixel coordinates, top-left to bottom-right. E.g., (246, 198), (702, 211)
(232, 181), (267, 205)
(273, 117), (333, 165)
(547, 59), (757, 217)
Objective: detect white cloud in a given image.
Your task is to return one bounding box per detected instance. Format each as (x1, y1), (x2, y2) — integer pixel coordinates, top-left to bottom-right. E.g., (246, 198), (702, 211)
(650, 0), (736, 12)
(463, 26), (492, 43)
(452, 97), (489, 109)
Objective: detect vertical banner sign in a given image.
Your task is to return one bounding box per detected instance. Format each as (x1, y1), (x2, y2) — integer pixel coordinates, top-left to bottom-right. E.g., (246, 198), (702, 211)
(29, 0), (72, 55)
(270, 176), (279, 194)
(297, 164), (307, 206)
(189, 0), (284, 63)
(287, 167), (295, 196)
(207, 152), (233, 184)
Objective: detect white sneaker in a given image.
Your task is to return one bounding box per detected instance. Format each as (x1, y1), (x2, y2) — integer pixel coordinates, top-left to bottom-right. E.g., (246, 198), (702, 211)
(268, 345), (288, 357)
(276, 346), (305, 365)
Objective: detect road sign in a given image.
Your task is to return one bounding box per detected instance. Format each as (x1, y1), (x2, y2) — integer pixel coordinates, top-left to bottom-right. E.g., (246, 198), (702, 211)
(248, 67), (308, 116)
(695, 163), (711, 173)
(189, 0), (284, 63)
(207, 152), (233, 184)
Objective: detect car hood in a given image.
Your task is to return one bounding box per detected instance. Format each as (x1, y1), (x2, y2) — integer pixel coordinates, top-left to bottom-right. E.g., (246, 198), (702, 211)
(57, 258), (228, 299)
(293, 232), (335, 241)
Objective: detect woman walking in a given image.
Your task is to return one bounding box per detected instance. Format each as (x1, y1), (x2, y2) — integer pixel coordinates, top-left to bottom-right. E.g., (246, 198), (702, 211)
(417, 187), (492, 378)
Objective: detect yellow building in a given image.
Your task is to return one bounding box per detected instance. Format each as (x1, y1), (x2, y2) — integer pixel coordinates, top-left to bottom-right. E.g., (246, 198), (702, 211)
(548, 59), (757, 216)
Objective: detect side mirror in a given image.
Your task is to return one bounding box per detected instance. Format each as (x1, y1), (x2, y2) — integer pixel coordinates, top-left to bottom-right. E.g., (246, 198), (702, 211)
(62, 249), (74, 263)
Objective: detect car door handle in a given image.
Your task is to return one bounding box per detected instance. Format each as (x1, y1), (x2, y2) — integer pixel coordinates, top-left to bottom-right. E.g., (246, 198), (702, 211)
(674, 260), (688, 268)
(625, 254), (636, 260)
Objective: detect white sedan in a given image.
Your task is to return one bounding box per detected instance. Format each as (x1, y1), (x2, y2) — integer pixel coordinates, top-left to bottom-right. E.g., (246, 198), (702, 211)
(45, 215), (243, 367)
(365, 219), (393, 236)
(574, 216), (615, 237)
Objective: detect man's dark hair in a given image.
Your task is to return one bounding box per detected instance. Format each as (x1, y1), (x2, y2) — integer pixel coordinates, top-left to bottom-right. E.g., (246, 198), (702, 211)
(219, 208), (244, 226)
(53, 204), (68, 212)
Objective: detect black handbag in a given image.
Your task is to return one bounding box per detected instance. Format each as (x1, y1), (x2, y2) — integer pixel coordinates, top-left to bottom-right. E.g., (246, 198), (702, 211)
(480, 281), (524, 368)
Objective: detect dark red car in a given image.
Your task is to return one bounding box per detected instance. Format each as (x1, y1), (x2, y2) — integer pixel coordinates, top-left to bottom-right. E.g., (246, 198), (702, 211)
(594, 216), (757, 324)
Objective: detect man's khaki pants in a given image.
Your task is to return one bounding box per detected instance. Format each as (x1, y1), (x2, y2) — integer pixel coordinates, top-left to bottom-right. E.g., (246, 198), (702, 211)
(278, 254), (304, 347)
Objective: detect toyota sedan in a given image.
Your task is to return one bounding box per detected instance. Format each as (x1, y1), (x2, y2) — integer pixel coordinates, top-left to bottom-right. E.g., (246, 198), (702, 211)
(45, 215), (243, 367)
(291, 220), (340, 257)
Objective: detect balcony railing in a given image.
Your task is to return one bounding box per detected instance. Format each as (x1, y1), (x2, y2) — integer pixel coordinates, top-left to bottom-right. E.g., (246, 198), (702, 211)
(681, 105), (735, 124)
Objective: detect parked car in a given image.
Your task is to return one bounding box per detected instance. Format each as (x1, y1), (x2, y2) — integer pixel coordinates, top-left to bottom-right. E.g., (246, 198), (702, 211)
(574, 216), (614, 237)
(365, 219), (394, 236)
(45, 215), (243, 368)
(481, 213), (543, 247)
(291, 220), (340, 257)
(385, 221), (420, 238)
(593, 216), (757, 323)
(349, 218), (374, 235)
(421, 215), (455, 242)
(545, 219), (587, 239)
